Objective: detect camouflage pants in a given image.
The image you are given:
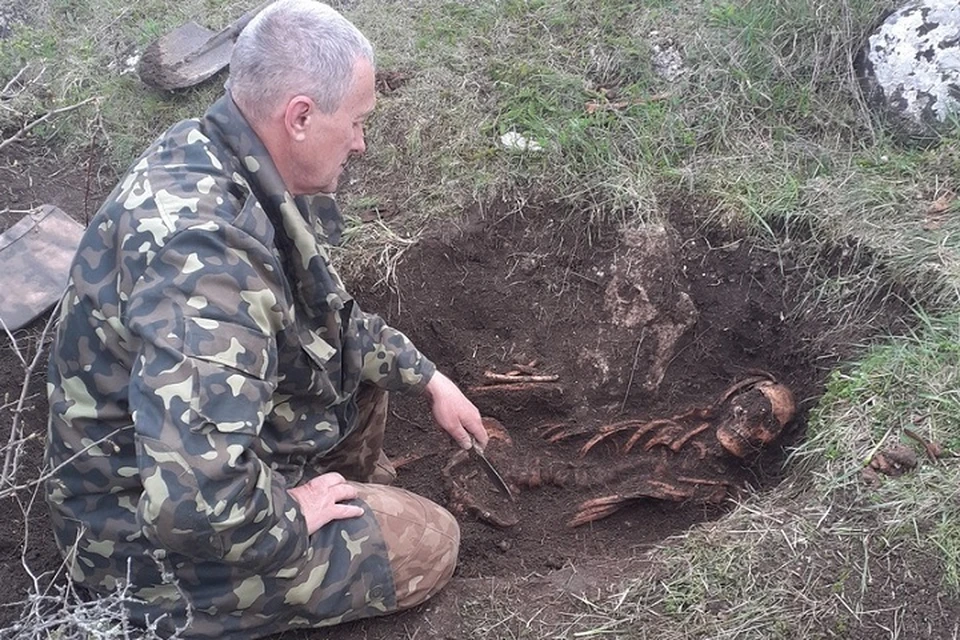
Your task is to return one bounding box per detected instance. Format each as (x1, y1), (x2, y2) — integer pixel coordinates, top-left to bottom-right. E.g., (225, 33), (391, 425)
(318, 384), (460, 611)
(128, 385), (459, 639)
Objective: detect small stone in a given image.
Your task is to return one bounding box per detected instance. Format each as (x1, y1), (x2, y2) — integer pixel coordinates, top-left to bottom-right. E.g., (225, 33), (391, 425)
(500, 131), (544, 152)
(496, 540), (511, 552)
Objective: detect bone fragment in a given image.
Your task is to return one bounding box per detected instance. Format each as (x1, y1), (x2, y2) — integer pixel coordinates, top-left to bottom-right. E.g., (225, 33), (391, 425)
(483, 371), (560, 383)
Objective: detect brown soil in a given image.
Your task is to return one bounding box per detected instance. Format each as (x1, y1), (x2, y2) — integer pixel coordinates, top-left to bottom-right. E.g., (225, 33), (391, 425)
(0, 142), (930, 638)
(0, 141), (116, 232)
(340, 205), (908, 589)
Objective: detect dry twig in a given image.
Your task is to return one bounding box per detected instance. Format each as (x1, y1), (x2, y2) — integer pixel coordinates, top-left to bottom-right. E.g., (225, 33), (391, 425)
(1, 301), (62, 494)
(1, 65), (30, 100)
(0, 96), (99, 154)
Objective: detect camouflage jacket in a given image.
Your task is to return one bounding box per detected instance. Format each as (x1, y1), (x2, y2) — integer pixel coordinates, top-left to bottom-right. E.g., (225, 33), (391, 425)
(45, 95), (435, 630)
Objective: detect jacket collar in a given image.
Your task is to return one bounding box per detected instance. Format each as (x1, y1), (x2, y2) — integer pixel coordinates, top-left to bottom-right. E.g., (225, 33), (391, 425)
(202, 94), (352, 317)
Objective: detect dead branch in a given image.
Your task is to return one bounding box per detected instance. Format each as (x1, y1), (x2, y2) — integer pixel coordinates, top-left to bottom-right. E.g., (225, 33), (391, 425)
(0, 96), (99, 154)
(0, 426), (133, 501)
(0, 553), (180, 640)
(4, 483), (189, 639)
(1, 65), (30, 100)
(0, 314), (27, 366)
(1, 391), (40, 411)
(1, 300), (61, 494)
(2, 484), (191, 639)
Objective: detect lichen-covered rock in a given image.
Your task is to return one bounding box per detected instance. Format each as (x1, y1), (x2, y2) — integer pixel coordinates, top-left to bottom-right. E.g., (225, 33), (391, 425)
(858, 0), (960, 141)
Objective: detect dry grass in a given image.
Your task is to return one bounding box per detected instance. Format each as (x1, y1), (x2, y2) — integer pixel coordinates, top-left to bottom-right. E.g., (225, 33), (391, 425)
(4, 0), (960, 637)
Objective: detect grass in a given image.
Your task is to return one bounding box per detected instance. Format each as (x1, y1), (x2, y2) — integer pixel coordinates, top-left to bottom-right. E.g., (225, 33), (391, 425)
(4, 0), (960, 637)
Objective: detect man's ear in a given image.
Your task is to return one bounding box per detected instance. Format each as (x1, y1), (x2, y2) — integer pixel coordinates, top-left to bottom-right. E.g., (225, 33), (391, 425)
(283, 96), (314, 142)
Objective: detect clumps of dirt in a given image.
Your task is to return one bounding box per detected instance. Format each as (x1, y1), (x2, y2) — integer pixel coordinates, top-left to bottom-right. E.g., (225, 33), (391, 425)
(375, 69), (411, 95)
(865, 443), (918, 480)
(354, 202), (912, 579)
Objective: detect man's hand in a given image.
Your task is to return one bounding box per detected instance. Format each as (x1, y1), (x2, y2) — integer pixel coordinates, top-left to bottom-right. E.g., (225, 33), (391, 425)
(424, 371), (488, 449)
(288, 472), (364, 535)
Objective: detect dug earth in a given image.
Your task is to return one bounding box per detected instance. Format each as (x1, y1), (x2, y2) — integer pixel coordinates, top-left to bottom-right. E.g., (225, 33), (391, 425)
(350, 204), (908, 581)
(0, 202), (911, 637)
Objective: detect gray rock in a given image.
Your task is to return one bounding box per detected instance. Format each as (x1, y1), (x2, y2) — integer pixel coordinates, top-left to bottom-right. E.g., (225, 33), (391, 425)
(0, 0), (27, 39)
(859, 0), (960, 141)
(649, 31), (688, 83)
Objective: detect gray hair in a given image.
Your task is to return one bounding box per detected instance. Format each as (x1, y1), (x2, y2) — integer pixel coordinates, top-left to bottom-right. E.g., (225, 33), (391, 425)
(228, 0), (374, 123)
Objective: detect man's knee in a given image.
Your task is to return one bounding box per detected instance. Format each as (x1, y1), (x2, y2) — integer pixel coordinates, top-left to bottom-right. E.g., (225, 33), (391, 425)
(354, 484), (460, 609)
(391, 499), (459, 609)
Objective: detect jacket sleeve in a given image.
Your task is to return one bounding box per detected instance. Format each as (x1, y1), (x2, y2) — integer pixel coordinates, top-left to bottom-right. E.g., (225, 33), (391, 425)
(126, 223), (309, 574)
(355, 308), (437, 394)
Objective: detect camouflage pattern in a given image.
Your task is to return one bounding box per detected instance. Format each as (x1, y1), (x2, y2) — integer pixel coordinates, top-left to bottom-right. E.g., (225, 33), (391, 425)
(313, 382), (396, 484)
(44, 93), (446, 639)
(354, 483), (459, 610)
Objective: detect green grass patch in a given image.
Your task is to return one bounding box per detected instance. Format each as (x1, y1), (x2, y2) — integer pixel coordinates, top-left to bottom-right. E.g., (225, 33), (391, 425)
(797, 312), (960, 587)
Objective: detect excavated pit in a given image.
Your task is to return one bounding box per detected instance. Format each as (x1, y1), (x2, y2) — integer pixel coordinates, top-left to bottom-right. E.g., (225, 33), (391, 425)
(0, 200), (912, 627)
(353, 204), (911, 578)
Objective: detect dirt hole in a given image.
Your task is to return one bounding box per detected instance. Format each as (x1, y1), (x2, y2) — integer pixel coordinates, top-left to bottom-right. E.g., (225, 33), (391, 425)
(356, 204), (910, 579)
(0, 200), (912, 628)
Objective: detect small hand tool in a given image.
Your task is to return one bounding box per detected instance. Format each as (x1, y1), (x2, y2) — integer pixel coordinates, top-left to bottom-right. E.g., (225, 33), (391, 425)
(470, 437), (514, 501)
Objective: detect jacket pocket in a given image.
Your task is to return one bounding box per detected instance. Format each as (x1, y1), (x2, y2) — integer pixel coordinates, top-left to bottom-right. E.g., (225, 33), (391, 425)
(294, 327), (342, 406)
(183, 317), (277, 436)
(184, 317), (273, 380)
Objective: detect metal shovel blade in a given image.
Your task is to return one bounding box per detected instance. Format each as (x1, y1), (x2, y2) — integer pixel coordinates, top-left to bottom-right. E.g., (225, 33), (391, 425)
(470, 438), (514, 501)
(138, 1), (270, 90)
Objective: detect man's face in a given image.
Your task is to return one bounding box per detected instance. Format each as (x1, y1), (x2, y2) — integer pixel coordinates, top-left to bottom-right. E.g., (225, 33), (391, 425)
(290, 57), (376, 195)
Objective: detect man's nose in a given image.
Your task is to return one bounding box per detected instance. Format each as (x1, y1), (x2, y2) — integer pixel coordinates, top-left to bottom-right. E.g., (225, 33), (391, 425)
(353, 129), (366, 155)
